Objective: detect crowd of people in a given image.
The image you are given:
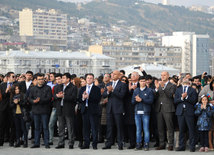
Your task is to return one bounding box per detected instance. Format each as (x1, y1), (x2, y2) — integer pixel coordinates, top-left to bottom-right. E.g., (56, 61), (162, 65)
(0, 68), (214, 152)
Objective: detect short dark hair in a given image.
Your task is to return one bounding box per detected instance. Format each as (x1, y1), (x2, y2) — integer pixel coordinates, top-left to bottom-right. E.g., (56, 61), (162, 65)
(49, 72), (56, 76)
(85, 73), (94, 78)
(139, 76), (146, 81)
(6, 72), (14, 77)
(71, 74), (77, 80)
(62, 73), (71, 79)
(120, 70), (125, 75)
(36, 73), (44, 79)
(55, 73), (62, 78)
(145, 75), (152, 80)
(26, 71), (33, 75)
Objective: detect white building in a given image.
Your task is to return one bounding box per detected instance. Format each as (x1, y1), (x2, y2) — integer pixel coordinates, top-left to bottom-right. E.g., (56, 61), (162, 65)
(120, 63), (179, 78)
(162, 32), (209, 76)
(0, 50), (115, 77)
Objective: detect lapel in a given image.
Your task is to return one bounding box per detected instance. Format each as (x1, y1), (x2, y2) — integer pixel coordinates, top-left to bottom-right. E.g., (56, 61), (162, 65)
(114, 80), (120, 90)
(89, 85), (95, 98)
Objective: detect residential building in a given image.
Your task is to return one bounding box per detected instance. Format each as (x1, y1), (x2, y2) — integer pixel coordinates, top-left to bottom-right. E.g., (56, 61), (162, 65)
(19, 8), (67, 49)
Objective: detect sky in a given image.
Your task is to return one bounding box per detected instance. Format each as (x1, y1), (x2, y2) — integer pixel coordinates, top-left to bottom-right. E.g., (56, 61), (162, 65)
(142, 0), (214, 7)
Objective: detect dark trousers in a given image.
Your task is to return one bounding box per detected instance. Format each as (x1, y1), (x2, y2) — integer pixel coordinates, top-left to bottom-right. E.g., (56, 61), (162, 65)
(199, 131), (209, 147)
(74, 110), (83, 142)
(58, 115), (74, 146)
(14, 114), (27, 141)
(82, 109), (99, 147)
(0, 111), (6, 145)
(106, 113), (124, 147)
(126, 124), (136, 146)
(157, 111), (174, 147)
(177, 113), (195, 149)
(33, 114), (49, 146)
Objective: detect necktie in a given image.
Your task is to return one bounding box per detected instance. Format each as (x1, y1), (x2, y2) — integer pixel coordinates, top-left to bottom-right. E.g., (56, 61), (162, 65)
(183, 86), (187, 93)
(86, 85), (91, 107)
(112, 81), (116, 89)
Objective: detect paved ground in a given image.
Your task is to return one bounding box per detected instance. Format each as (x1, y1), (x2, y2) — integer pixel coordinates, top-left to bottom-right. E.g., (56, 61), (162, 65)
(0, 139), (214, 155)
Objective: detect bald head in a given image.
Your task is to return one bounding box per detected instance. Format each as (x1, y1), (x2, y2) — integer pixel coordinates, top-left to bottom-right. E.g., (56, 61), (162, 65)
(131, 71), (139, 82)
(112, 70), (120, 81)
(161, 71), (169, 82)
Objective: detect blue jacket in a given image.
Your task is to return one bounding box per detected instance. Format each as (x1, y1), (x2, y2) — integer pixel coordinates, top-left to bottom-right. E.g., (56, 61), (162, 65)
(132, 87), (154, 114)
(195, 103), (214, 131)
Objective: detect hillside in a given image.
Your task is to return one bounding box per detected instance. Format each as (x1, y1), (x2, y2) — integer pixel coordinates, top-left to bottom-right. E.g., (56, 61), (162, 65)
(1, 0), (214, 38)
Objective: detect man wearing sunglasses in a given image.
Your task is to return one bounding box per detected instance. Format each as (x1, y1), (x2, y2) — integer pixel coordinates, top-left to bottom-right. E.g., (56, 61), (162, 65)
(0, 72), (16, 147)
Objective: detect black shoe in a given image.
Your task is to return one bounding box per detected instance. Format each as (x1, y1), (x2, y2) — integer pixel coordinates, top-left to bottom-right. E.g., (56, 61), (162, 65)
(78, 141), (83, 148)
(176, 147), (185, 151)
(190, 148), (195, 152)
(14, 142), (20, 148)
(55, 145), (64, 149)
(20, 140), (24, 145)
(118, 146), (123, 150)
(31, 145), (40, 148)
(102, 146), (111, 149)
(81, 145), (89, 149)
(45, 145), (50, 149)
(153, 143), (159, 147)
(49, 142), (53, 145)
(93, 146), (97, 150)
(69, 145), (73, 149)
(128, 145), (135, 149)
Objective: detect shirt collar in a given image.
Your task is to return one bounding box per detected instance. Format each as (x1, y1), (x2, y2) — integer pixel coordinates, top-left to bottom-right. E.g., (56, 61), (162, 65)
(87, 83), (93, 87)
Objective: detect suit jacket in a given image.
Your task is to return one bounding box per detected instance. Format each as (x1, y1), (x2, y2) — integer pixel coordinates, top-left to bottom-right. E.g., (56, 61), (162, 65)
(155, 82), (176, 112)
(55, 83), (77, 117)
(0, 82), (10, 112)
(79, 84), (101, 114)
(103, 80), (127, 114)
(174, 86), (198, 116)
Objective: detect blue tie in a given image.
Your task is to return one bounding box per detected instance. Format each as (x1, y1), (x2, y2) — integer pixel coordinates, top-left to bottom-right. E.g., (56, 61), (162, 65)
(183, 86), (187, 93)
(86, 85), (91, 107)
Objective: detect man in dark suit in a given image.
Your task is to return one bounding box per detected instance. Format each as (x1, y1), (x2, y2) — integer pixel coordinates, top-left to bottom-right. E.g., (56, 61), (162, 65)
(155, 71), (176, 151)
(102, 70), (127, 150)
(0, 72), (16, 147)
(19, 71), (33, 94)
(55, 73), (77, 149)
(174, 78), (197, 152)
(78, 73), (101, 149)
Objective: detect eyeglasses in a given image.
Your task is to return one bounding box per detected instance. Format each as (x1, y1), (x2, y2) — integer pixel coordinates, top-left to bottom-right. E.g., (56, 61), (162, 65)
(121, 79), (126, 81)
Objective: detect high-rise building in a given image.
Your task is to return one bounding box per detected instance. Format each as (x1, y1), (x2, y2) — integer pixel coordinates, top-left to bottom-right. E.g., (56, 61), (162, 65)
(19, 8), (67, 49)
(162, 32), (210, 76)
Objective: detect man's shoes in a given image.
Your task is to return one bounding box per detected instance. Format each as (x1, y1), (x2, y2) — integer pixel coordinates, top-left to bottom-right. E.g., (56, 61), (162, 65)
(176, 147), (185, 151)
(48, 142), (53, 145)
(135, 143), (142, 150)
(45, 145), (50, 149)
(127, 145), (135, 149)
(118, 146), (123, 150)
(78, 141), (83, 148)
(55, 145), (64, 149)
(102, 146), (111, 149)
(168, 146), (173, 151)
(153, 143), (159, 147)
(190, 148), (196, 152)
(31, 145), (40, 148)
(69, 145), (73, 149)
(156, 145), (165, 150)
(81, 145), (89, 149)
(93, 146), (97, 150)
(144, 143), (149, 151)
